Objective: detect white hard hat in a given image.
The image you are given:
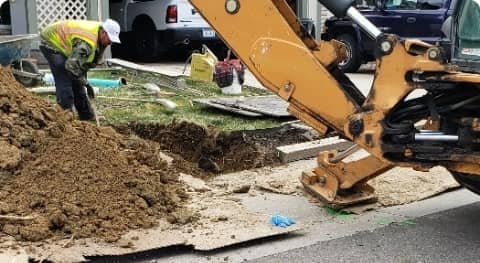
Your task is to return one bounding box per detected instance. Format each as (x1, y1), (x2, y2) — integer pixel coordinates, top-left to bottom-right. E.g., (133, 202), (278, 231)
(102, 19), (121, 44)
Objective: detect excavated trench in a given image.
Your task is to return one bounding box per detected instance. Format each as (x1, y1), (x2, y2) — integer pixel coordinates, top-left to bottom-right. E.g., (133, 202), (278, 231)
(115, 120), (321, 175)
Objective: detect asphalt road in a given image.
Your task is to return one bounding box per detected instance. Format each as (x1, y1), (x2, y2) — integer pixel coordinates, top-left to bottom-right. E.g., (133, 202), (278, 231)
(253, 202), (480, 263)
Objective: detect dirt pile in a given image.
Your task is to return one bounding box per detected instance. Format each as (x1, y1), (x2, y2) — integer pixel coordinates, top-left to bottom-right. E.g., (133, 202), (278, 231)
(0, 69), (188, 243)
(117, 121), (319, 174)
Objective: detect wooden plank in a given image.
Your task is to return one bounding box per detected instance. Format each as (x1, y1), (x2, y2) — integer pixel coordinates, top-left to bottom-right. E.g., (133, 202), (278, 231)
(193, 98), (263, 117)
(194, 95), (290, 117)
(212, 95), (290, 117)
(276, 136), (355, 163)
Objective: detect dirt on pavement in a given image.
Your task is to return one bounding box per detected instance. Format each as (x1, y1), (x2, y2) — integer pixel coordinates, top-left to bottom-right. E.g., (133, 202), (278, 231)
(0, 69), (189, 243)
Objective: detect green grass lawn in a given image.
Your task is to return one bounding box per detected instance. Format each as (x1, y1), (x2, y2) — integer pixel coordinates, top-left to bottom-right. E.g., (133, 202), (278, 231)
(42, 69), (291, 131)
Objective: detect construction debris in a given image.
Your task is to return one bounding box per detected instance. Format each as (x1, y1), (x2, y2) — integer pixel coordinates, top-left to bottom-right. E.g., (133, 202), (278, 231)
(193, 98), (263, 117)
(276, 136), (355, 163)
(194, 95), (290, 117)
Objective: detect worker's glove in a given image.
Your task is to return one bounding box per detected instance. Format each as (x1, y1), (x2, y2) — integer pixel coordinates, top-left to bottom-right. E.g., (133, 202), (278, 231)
(270, 215), (296, 228)
(85, 83), (95, 99)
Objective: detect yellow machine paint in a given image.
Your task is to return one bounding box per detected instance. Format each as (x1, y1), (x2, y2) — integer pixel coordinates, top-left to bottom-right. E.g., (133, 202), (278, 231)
(190, 0), (480, 206)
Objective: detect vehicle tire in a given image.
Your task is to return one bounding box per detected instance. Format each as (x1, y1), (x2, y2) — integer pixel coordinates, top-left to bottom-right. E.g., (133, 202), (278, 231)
(336, 34), (362, 73)
(134, 23), (159, 62)
(13, 60), (39, 87)
(451, 171), (480, 195)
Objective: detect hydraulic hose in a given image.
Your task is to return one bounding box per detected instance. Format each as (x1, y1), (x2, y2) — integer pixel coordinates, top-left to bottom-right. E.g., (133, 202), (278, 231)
(317, 0), (381, 39)
(317, 0), (354, 18)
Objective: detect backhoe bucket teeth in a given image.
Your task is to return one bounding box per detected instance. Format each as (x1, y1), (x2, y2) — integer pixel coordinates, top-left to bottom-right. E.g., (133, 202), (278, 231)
(301, 149), (392, 207)
(301, 170), (377, 207)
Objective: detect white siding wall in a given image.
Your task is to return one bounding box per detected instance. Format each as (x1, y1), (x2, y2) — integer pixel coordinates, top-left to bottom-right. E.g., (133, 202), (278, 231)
(320, 6), (334, 31)
(36, 0), (88, 31)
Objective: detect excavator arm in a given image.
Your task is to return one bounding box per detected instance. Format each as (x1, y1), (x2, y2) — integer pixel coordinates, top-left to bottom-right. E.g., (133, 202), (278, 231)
(190, 0), (480, 206)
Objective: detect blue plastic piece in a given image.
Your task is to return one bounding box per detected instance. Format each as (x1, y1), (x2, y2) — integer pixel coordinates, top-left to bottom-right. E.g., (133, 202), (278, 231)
(270, 215), (296, 228)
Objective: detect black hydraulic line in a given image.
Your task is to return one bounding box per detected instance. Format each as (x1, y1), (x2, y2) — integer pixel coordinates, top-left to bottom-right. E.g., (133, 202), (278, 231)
(438, 95), (480, 113)
(384, 88), (480, 138)
(383, 119), (413, 134)
(390, 104), (427, 117)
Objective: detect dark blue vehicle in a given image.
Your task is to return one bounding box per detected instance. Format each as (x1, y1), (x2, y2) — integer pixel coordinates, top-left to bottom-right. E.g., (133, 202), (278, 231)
(322, 0), (457, 72)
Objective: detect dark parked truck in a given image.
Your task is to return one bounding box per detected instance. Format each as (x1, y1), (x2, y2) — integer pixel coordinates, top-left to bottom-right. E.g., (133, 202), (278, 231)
(322, 0), (457, 72)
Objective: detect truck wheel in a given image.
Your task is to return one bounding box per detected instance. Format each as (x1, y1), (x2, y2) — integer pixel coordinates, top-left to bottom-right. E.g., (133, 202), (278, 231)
(336, 34), (362, 73)
(134, 24), (159, 62)
(451, 171), (480, 195)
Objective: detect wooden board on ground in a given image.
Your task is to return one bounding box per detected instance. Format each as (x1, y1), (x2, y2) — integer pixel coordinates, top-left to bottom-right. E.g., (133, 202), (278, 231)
(194, 98), (263, 117)
(194, 95), (290, 117)
(19, 216), (300, 262)
(276, 136), (355, 163)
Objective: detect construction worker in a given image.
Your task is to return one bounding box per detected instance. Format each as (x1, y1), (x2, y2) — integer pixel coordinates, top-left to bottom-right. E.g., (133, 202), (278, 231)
(39, 19), (121, 120)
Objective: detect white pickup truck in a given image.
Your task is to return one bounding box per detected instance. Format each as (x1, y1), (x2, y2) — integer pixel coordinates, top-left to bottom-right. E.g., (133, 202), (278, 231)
(109, 0), (222, 61)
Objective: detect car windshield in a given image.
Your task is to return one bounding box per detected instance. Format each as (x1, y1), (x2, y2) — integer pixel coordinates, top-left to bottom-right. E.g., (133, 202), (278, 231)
(384, 0), (443, 9)
(385, 0), (418, 9)
(354, 0), (377, 8)
(457, 0), (480, 59)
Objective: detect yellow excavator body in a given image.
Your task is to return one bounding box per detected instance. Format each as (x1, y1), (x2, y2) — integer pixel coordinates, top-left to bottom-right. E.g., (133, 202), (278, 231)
(190, 0), (480, 206)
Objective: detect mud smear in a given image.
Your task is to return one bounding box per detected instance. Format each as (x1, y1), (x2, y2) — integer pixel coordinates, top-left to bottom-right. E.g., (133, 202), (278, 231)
(0, 69), (188, 243)
(116, 121), (321, 174)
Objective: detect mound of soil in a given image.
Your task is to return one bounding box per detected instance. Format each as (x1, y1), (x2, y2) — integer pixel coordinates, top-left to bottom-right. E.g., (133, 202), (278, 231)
(0, 69), (188, 243)
(117, 120), (320, 174)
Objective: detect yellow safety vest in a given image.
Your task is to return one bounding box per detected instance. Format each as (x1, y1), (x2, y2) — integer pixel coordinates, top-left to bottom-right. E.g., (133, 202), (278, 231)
(41, 20), (101, 63)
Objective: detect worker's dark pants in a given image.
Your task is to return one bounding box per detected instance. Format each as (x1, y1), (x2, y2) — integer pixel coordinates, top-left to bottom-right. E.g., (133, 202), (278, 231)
(39, 45), (94, 120)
